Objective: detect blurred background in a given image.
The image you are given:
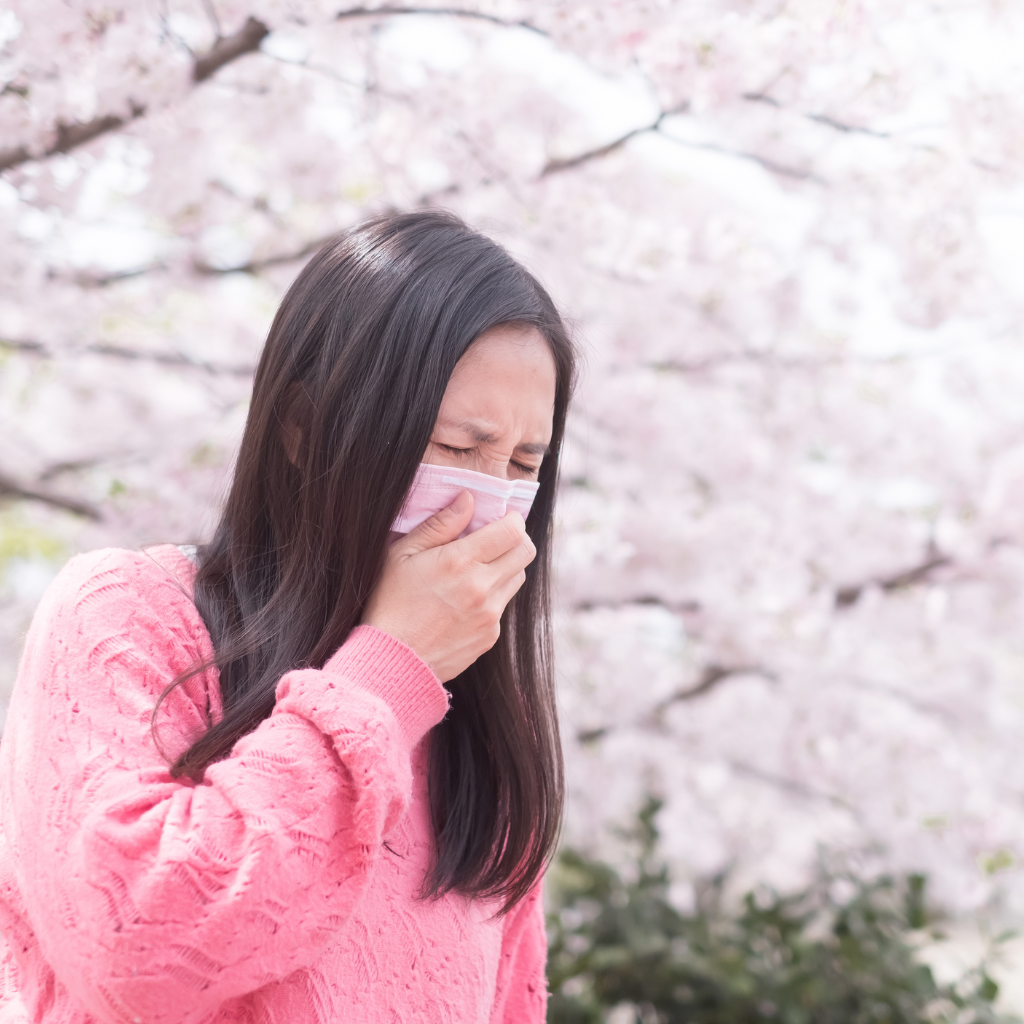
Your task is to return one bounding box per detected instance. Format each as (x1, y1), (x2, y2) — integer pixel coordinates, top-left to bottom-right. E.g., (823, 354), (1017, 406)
(5, 1), (1024, 1020)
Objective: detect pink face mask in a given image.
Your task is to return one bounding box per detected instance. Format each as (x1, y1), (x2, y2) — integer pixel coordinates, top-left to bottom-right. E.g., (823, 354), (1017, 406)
(392, 462), (540, 538)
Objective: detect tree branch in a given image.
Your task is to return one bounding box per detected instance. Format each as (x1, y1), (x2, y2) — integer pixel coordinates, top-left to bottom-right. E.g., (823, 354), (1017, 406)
(742, 92), (892, 139)
(666, 138), (823, 183)
(334, 5), (546, 34)
(52, 229), (338, 287)
(652, 663), (775, 715)
(727, 759), (849, 807)
(0, 17), (269, 173)
(541, 125), (655, 176)
(541, 102), (822, 184)
(835, 552), (951, 608)
(571, 594), (702, 614)
(643, 351), (845, 374)
(829, 672), (957, 725)
(37, 456), (114, 483)
(192, 233), (338, 276)
(0, 338), (46, 356)
(630, 342), (957, 375)
(541, 102), (689, 176)
(576, 662), (772, 743)
(87, 343), (255, 376)
(0, 470), (101, 520)
(0, 104), (147, 174)
(1, 336), (254, 377)
(193, 15), (270, 82)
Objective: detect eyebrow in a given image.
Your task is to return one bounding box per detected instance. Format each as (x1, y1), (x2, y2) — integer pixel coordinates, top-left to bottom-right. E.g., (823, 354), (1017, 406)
(516, 441), (551, 456)
(448, 420), (551, 457)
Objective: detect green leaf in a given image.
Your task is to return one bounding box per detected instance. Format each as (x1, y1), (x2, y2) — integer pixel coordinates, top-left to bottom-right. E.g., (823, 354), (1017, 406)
(546, 799), (1021, 1024)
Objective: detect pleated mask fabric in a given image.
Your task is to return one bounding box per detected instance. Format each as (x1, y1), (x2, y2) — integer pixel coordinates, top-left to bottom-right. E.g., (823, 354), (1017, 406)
(392, 462), (540, 538)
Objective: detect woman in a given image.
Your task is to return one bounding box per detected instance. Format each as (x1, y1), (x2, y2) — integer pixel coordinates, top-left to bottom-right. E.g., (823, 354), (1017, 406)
(0, 210), (575, 1023)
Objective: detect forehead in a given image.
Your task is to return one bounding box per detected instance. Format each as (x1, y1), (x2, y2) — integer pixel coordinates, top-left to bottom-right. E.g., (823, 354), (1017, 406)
(439, 325), (556, 437)
(449, 324), (555, 381)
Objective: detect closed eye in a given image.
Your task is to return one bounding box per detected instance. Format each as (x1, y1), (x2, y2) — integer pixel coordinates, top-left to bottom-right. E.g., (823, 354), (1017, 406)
(434, 442), (539, 476)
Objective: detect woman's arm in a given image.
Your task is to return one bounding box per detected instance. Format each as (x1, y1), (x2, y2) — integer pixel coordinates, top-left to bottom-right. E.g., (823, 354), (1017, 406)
(1, 548), (448, 1024)
(489, 881), (549, 1024)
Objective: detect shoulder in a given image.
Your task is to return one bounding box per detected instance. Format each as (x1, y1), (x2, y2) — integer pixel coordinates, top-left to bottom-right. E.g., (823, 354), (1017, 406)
(26, 545), (212, 680)
(40, 545), (194, 622)
(9, 546), (219, 769)
(49, 544), (193, 595)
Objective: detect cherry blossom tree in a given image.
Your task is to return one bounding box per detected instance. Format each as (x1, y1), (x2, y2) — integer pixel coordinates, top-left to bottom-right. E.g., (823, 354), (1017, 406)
(5, 0), (1024, 962)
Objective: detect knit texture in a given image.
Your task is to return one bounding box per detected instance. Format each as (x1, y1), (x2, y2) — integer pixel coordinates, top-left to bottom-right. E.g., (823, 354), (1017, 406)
(0, 545), (549, 1024)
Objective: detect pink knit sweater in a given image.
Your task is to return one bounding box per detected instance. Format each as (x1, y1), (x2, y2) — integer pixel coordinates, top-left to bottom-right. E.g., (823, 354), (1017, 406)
(0, 545), (548, 1023)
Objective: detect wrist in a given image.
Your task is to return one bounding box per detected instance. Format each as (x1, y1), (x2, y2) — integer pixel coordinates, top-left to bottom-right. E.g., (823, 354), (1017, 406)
(322, 624), (449, 746)
(360, 616), (436, 677)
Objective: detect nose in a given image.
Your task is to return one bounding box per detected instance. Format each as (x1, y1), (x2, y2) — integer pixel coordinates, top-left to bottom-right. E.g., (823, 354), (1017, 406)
(477, 458), (512, 481)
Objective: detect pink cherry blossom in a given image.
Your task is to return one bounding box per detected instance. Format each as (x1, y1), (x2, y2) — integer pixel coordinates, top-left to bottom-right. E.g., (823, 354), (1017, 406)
(5, 0), (1024, 962)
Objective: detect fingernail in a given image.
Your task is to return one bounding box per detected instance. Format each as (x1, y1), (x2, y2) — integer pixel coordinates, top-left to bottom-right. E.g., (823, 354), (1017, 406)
(450, 490), (471, 514)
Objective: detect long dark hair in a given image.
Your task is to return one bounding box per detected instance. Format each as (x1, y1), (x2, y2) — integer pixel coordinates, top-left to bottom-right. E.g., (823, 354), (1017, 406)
(153, 209), (575, 912)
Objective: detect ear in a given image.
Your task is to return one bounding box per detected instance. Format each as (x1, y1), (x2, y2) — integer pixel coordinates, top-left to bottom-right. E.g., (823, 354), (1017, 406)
(280, 382), (311, 467)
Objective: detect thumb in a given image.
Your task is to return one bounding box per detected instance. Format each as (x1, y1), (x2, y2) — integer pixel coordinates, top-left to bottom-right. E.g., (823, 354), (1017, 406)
(399, 490), (475, 554)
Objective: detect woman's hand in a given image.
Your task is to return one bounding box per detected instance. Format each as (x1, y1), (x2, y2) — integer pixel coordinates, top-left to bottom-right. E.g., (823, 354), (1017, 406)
(362, 490), (536, 682)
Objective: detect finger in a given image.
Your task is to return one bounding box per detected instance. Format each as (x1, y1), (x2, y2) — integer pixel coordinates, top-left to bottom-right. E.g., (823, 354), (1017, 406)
(456, 511), (527, 564)
(398, 490), (474, 555)
(484, 535), (536, 587)
(492, 567), (529, 611)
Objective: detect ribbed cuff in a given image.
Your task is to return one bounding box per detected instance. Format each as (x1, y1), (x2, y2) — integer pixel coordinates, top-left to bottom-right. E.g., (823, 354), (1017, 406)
(323, 624), (450, 750)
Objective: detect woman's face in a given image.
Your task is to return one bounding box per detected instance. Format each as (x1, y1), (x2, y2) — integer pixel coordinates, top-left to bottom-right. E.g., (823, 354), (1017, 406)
(424, 324), (557, 481)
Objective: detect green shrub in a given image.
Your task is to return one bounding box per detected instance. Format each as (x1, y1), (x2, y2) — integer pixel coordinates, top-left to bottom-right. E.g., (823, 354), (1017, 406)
(546, 800), (1015, 1024)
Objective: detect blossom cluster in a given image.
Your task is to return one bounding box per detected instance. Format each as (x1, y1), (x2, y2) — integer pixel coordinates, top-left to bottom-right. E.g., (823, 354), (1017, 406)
(4, 0), (1024, 926)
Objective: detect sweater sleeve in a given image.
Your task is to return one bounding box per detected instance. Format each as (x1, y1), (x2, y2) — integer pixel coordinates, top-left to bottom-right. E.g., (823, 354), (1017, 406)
(0, 548), (449, 1024)
(489, 880), (549, 1024)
